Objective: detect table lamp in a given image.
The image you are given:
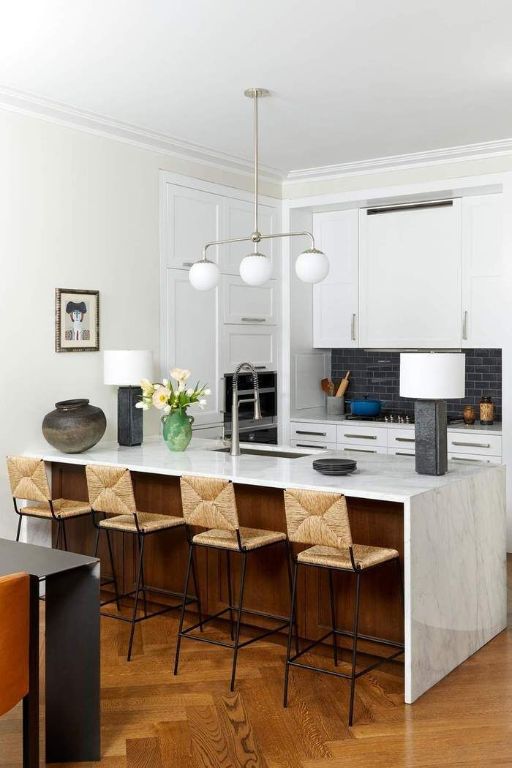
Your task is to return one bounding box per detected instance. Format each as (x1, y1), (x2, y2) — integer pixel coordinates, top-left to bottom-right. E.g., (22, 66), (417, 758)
(400, 352), (465, 475)
(104, 350), (153, 446)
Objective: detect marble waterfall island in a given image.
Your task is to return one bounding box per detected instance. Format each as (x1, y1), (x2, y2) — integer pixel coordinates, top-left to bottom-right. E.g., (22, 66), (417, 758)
(25, 437), (507, 704)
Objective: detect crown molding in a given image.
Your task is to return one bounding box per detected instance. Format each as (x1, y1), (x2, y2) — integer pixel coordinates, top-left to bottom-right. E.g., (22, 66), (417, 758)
(286, 138), (512, 184)
(0, 85), (284, 182)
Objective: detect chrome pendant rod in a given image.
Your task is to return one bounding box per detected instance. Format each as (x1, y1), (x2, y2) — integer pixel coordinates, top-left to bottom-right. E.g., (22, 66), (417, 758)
(253, 89), (259, 236)
(201, 230), (316, 261)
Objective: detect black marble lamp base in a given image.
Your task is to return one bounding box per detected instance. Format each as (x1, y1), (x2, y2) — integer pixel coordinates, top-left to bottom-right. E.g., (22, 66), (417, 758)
(414, 399), (448, 476)
(117, 386), (143, 446)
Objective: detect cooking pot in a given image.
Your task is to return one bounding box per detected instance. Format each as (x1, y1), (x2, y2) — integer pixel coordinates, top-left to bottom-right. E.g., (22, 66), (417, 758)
(348, 398), (382, 417)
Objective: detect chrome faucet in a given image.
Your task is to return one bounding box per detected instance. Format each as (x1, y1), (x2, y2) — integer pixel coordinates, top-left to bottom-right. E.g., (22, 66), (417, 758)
(230, 362), (262, 456)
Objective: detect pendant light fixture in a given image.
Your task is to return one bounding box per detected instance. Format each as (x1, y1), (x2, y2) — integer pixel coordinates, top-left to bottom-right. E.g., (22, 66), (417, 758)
(189, 88), (329, 290)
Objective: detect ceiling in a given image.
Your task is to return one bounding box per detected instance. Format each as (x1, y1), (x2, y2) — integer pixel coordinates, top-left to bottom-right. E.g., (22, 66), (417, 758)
(1, 0), (511, 174)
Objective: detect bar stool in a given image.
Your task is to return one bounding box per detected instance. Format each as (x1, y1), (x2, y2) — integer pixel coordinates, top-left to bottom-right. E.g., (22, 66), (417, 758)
(85, 464), (201, 661)
(174, 475), (291, 691)
(283, 488), (404, 727)
(7, 456), (91, 549)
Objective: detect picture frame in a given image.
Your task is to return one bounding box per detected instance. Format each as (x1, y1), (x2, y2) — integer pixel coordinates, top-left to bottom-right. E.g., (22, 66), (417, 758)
(55, 288), (100, 352)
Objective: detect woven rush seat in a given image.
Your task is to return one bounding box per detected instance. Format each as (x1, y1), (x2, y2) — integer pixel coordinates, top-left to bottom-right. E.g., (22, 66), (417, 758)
(297, 543), (399, 570)
(193, 526), (286, 551)
(99, 512), (185, 533)
(7, 456), (93, 549)
(21, 499), (91, 520)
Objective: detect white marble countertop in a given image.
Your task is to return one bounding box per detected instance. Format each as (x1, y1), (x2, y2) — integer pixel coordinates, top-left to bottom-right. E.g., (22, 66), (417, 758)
(24, 436), (504, 505)
(291, 407), (502, 435)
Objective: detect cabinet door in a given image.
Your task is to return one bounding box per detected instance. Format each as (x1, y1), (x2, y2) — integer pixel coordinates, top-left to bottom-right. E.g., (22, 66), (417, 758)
(313, 209), (359, 348)
(359, 201), (461, 348)
(164, 184), (222, 269)
(164, 269), (221, 425)
(221, 325), (278, 373)
(221, 275), (279, 325)
(223, 199), (278, 276)
(461, 195), (503, 348)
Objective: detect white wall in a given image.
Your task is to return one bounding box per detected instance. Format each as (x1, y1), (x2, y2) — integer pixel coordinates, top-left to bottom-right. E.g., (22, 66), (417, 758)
(0, 107), (276, 540)
(288, 208), (329, 414)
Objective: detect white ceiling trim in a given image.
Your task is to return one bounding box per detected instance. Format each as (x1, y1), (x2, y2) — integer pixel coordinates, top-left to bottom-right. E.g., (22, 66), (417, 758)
(0, 85), (284, 182)
(1, 85), (512, 187)
(286, 139), (512, 184)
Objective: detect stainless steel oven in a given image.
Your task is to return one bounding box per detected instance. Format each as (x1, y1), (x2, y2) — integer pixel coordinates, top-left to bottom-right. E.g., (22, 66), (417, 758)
(223, 370), (277, 444)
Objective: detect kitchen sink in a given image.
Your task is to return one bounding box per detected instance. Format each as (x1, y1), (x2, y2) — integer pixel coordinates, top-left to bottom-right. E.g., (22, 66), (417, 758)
(213, 447), (310, 459)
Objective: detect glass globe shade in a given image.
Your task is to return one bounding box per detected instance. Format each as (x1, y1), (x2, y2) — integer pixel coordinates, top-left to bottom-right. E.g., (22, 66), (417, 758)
(189, 260), (219, 291)
(295, 248), (329, 283)
(239, 252), (273, 286)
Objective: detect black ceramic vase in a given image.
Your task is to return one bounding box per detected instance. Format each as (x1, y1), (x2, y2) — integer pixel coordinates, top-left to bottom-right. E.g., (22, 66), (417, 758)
(42, 399), (107, 453)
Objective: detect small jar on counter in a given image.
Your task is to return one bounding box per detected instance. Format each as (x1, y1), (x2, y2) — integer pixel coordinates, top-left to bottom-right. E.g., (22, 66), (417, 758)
(479, 396), (495, 425)
(463, 405), (476, 425)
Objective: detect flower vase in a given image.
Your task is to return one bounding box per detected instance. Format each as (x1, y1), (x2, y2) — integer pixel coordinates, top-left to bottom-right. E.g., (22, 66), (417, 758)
(162, 410), (194, 452)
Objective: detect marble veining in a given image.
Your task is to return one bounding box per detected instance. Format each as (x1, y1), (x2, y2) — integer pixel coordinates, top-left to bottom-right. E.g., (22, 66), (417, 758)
(406, 469), (507, 702)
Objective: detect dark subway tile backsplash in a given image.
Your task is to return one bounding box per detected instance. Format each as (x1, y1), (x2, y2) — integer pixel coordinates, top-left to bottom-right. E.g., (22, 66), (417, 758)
(331, 348), (502, 420)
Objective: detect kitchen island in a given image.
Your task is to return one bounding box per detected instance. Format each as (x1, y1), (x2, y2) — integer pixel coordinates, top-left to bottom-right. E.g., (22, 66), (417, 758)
(24, 437), (506, 704)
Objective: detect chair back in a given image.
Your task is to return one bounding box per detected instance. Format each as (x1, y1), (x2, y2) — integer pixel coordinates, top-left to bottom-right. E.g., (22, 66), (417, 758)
(6, 457), (51, 503)
(283, 489), (352, 548)
(86, 464), (136, 516)
(180, 476), (239, 531)
(0, 572), (30, 717)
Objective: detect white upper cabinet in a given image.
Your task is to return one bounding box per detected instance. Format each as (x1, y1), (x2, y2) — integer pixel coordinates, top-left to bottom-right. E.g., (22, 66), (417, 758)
(223, 198), (278, 276)
(163, 269), (221, 425)
(461, 194), (503, 348)
(312, 209), (359, 348)
(164, 185), (222, 269)
(221, 275), (279, 325)
(221, 325), (278, 373)
(359, 201), (462, 348)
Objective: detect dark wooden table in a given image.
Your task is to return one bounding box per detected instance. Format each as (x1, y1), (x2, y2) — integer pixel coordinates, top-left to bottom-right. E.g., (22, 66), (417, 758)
(0, 538), (100, 763)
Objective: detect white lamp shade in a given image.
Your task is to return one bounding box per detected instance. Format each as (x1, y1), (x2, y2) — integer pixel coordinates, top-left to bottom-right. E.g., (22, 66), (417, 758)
(239, 252), (273, 285)
(400, 353), (465, 399)
(189, 260), (219, 290)
(295, 248), (329, 284)
(104, 350), (153, 386)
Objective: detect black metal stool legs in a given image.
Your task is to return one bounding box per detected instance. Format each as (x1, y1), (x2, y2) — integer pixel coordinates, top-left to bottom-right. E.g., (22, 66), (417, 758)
(284, 558), (298, 707)
(226, 550), (235, 641)
(329, 569), (338, 667)
(104, 529), (121, 610)
(173, 541), (193, 676)
(127, 534), (145, 662)
(15, 516), (22, 542)
(230, 551), (248, 692)
(348, 570), (361, 726)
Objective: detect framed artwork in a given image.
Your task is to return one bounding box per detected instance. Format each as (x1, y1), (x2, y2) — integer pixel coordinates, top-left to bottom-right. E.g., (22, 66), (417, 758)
(55, 288), (100, 352)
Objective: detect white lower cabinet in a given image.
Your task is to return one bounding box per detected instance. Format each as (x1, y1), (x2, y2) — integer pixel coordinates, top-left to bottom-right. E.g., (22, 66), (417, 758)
(290, 422), (337, 443)
(290, 438), (337, 451)
(447, 432), (502, 458)
(448, 452), (501, 465)
(340, 445), (388, 456)
(389, 447), (415, 457)
(289, 421), (502, 462)
(336, 424), (388, 448)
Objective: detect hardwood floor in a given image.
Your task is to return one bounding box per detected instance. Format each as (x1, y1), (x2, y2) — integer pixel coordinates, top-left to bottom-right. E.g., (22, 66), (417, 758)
(1, 559), (511, 767)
